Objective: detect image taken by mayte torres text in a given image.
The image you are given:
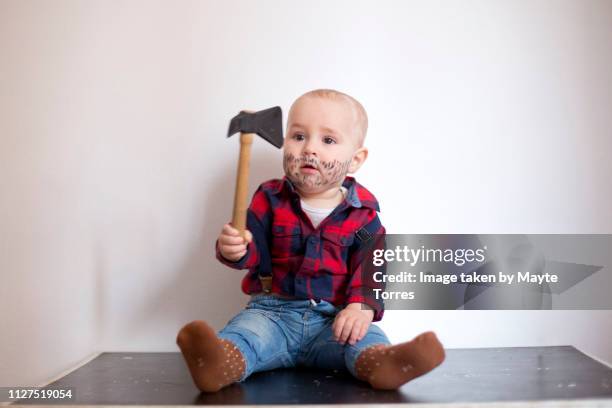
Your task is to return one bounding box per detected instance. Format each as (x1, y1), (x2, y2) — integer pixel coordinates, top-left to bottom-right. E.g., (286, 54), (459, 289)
(363, 235), (612, 310)
(371, 245), (558, 300)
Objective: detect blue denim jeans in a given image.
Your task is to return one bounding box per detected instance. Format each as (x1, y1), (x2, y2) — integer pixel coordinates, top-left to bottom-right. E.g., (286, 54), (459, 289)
(217, 294), (391, 382)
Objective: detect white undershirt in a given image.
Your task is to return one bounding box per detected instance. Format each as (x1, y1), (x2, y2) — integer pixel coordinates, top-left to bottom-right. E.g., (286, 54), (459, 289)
(300, 187), (347, 228)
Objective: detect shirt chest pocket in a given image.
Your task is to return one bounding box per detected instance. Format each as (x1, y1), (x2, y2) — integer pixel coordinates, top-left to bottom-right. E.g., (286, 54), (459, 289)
(320, 229), (355, 267)
(270, 224), (303, 259)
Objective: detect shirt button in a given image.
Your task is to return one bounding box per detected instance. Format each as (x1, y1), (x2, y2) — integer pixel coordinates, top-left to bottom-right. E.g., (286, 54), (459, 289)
(309, 236), (318, 244)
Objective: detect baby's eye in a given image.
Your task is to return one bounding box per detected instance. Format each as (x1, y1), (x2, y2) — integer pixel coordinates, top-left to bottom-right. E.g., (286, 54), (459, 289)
(323, 136), (336, 145)
(293, 133), (305, 141)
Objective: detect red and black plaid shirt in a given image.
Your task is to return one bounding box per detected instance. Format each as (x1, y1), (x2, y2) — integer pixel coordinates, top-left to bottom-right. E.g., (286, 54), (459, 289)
(216, 176), (386, 321)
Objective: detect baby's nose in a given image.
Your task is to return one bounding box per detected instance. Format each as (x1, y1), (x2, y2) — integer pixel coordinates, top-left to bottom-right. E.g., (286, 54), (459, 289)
(302, 148), (317, 158)
(302, 140), (317, 155)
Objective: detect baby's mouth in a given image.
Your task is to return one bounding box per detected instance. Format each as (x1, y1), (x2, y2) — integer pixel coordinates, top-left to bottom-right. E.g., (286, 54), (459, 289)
(300, 163), (318, 173)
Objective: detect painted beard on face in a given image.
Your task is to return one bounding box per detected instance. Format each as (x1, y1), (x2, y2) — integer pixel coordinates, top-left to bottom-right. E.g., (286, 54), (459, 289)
(283, 153), (352, 192)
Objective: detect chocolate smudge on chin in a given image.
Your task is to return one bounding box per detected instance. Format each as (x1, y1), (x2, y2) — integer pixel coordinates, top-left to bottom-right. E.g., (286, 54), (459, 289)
(283, 153), (351, 189)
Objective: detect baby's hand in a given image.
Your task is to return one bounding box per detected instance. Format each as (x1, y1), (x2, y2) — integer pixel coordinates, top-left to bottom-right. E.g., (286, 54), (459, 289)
(332, 303), (374, 346)
(218, 223), (253, 262)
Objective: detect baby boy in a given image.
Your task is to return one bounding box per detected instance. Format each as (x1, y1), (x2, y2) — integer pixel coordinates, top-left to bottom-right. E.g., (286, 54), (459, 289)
(176, 89), (445, 392)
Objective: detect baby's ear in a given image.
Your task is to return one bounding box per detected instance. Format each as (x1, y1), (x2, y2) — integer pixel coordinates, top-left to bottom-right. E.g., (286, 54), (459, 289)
(349, 147), (368, 173)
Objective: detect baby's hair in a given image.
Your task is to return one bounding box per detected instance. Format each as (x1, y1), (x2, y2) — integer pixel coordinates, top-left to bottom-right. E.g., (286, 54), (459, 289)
(292, 89), (368, 147)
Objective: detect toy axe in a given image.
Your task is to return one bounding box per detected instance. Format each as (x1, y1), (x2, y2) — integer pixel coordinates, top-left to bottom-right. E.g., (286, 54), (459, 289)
(227, 106), (283, 240)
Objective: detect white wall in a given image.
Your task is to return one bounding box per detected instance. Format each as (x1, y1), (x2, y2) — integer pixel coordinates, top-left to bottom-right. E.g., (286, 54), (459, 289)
(1, 0), (611, 386)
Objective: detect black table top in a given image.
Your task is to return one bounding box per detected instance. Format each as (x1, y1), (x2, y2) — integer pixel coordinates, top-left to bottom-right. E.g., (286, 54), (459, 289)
(14, 346), (612, 405)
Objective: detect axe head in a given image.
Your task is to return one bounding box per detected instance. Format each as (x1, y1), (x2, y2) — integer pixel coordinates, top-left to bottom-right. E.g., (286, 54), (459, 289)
(227, 106), (284, 148)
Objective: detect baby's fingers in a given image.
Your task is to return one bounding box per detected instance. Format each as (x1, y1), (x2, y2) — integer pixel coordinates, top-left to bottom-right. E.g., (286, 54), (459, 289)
(221, 224), (252, 244)
(358, 323), (369, 342)
(221, 243), (247, 256)
(348, 321), (363, 345)
(338, 318), (355, 344)
(222, 223), (240, 236)
(219, 233), (246, 246)
(332, 315), (345, 341)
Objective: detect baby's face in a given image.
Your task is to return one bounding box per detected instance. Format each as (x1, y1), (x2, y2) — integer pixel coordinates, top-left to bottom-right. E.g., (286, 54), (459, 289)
(283, 96), (364, 196)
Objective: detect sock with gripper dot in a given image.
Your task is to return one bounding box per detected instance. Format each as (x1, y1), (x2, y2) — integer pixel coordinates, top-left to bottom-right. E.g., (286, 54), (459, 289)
(176, 320), (246, 392)
(353, 331), (445, 390)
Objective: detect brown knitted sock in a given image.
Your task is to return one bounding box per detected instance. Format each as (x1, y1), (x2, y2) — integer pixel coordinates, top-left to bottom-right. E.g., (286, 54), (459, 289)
(176, 320), (246, 392)
(354, 331), (445, 390)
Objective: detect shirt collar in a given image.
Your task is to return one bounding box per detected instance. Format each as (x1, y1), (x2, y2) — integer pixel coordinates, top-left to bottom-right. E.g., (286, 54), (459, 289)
(272, 175), (380, 211)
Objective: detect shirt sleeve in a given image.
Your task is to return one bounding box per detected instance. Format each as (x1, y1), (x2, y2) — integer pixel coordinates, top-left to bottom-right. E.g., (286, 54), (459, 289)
(344, 212), (387, 322)
(215, 184), (272, 271)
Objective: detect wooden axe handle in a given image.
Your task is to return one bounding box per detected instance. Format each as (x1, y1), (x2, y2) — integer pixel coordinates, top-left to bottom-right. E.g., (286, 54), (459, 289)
(231, 132), (254, 239)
